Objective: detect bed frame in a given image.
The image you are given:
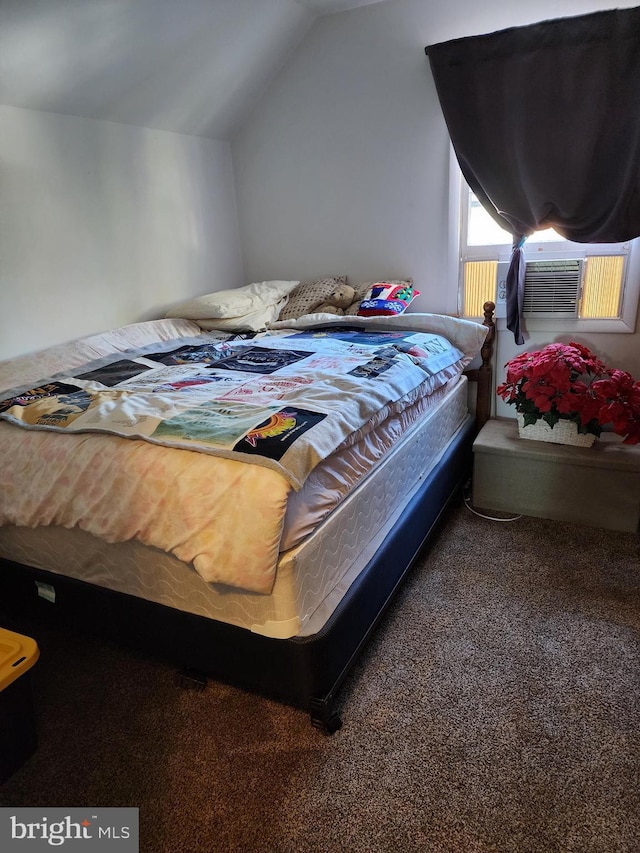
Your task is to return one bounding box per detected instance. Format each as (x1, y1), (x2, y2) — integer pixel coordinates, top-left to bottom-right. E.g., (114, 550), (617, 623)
(0, 304), (495, 733)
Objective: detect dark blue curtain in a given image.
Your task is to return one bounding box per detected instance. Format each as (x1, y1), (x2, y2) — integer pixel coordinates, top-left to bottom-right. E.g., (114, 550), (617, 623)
(426, 6), (640, 344)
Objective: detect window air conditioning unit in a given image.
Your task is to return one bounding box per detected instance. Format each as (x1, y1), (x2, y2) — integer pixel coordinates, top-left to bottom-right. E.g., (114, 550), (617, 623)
(496, 259), (583, 319)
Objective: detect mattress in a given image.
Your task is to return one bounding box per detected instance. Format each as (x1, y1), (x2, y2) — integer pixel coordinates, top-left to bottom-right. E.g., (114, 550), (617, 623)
(0, 313), (489, 597)
(0, 375), (470, 639)
(281, 375), (457, 549)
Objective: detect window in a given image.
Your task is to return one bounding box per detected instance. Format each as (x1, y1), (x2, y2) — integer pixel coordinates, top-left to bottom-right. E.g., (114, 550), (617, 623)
(458, 183), (640, 333)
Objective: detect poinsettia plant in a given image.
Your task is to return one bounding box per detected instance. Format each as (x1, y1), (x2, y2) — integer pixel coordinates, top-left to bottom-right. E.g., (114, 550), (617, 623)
(497, 342), (640, 444)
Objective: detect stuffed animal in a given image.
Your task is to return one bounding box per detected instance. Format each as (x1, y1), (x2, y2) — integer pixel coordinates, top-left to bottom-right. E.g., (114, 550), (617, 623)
(315, 284), (356, 316)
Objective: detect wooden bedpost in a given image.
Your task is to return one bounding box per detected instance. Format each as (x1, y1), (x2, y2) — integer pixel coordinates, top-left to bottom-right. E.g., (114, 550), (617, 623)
(464, 301), (495, 434)
(475, 301), (496, 432)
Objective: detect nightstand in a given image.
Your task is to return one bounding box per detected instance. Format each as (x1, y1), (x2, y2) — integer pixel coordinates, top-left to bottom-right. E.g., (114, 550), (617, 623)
(472, 418), (640, 532)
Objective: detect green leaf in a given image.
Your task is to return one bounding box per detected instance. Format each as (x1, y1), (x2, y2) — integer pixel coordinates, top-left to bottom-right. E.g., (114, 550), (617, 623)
(578, 418), (602, 437)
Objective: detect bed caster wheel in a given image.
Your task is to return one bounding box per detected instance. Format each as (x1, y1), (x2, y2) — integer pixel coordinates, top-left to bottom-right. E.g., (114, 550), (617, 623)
(324, 713), (343, 734)
(310, 698), (342, 734)
(311, 712), (342, 735)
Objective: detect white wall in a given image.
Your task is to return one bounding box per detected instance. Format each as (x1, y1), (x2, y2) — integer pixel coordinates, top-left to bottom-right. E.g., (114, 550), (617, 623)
(233, 0), (640, 391)
(0, 104), (244, 360)
(233, 0), (457, 311)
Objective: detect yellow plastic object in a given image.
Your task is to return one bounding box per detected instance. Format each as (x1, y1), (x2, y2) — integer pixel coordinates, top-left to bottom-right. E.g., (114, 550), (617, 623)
(0, 628), (39, 691)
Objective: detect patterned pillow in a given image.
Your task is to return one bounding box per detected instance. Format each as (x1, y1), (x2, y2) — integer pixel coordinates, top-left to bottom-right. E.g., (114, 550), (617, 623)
(357, 281), (419, 317)
(349, 278), (413, 300)
(279, 276), (348, 321)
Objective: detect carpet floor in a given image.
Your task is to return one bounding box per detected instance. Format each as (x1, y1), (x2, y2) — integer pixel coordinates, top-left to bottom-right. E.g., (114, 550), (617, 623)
(0, 504), (638, 853)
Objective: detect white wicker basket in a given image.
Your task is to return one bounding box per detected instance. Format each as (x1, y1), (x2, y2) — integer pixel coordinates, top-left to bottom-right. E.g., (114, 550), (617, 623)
(516, 413), (596, 447)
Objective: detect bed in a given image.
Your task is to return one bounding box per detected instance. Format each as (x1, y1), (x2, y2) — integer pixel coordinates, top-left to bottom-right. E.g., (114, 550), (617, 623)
(0, 283), (495, 732)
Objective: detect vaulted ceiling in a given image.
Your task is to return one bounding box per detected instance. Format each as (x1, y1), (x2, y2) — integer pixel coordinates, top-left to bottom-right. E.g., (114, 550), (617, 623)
(0, 0), (388, 139)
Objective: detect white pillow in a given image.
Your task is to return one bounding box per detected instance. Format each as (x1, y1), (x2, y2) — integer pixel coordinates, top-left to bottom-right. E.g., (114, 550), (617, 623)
(195, 298), (289, 332)
(165, 280), (299, 321)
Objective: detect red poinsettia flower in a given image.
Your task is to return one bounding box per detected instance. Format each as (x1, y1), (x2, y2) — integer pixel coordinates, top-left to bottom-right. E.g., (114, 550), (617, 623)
(498, 342), (640, 443)
(555, 393), (580, 415)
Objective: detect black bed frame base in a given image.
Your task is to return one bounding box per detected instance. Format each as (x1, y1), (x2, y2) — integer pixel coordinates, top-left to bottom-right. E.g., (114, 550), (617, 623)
(0, 419), (474, 733)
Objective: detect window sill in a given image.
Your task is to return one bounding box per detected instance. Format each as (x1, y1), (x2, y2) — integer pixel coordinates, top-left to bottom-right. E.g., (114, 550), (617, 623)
(495, 316), (636, 334)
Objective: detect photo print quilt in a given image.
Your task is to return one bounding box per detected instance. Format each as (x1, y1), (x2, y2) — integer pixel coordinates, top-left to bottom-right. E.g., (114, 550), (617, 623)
(0, 326), (464, 489)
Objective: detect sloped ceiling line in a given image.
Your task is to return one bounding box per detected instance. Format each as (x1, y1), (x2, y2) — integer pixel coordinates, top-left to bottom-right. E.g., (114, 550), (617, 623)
(0, 0), (389, 139)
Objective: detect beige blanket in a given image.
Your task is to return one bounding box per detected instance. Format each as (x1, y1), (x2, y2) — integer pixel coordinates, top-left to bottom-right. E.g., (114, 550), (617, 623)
(0, 319), (290, 594)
